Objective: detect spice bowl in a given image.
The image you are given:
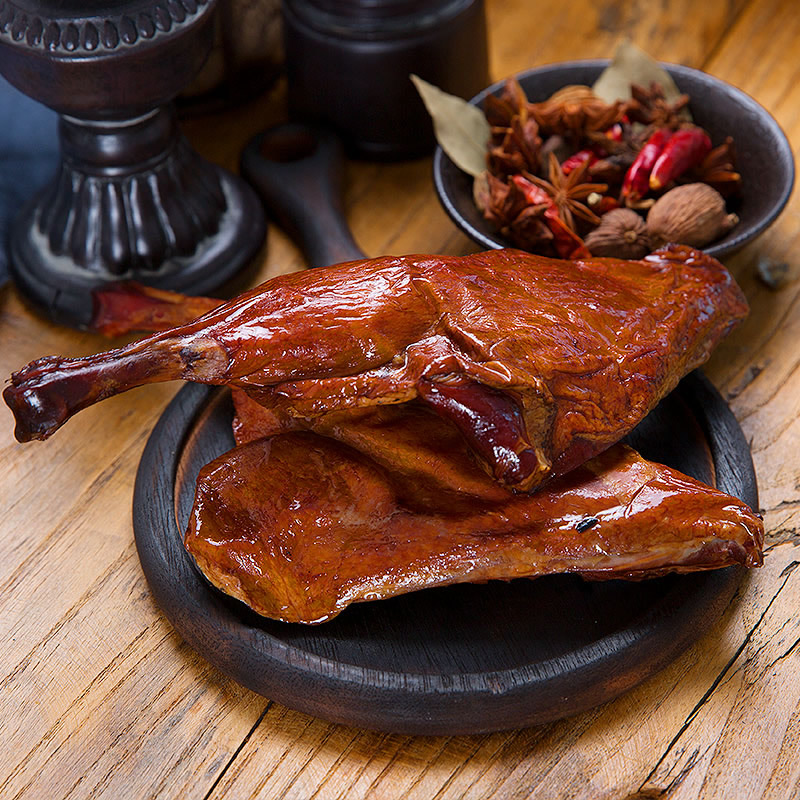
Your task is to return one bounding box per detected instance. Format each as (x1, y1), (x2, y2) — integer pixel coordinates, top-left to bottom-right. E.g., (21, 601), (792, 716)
(433, 60), (795, 259)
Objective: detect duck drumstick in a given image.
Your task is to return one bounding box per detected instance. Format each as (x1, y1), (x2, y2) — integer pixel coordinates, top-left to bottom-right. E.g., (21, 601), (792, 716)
(4, 245), (747, 492)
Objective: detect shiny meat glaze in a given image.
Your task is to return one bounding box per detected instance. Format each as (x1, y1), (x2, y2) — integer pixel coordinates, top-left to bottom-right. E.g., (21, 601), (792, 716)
(184, 434), (763, 625)
(4, 245), (747, 493)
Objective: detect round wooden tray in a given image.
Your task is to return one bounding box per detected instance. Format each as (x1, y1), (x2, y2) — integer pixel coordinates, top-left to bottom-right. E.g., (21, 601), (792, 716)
(133, 371), (758, 735)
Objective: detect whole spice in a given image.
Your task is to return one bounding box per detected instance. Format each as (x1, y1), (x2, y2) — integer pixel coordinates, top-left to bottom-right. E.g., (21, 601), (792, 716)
(419, 61), (743, 263)
(488, 115), (542, 176)
(561, 149), (597, 175)
(483, 77), (529, 128)
(525, 153), (608, 231)
(649, 128), (712, 191)
(584, 208), (652, 258)
(512, 174), (591, 258)
(588, 192), (619, 215)
(538, 134), (571, 172)
(627, 82), (690, 128)
(411, 74), (490, 177)
(621, 127), (671, 202)
(506, 204), (556, 252)
(527, 87), (630, 142)
(475, 171), (556, 253)
(475, 171), (532, 229)
(591, 40), (688, 109)
(647, 183), (738, 248)
(694, 137), (742, 198)
(589, 155), (633, 187)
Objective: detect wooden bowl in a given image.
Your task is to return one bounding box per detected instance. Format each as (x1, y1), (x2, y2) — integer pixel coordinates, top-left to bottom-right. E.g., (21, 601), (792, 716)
(433, 60), (795, 259)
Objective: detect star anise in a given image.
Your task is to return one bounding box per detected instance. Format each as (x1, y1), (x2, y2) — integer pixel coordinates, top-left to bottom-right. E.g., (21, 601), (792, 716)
(474, 171), (555, 254)
(487, 114), (542, 176)
(627, 82), (690, 129)
(525, 153), (609, 231)
(690, 136), (742, 197)
(505, 204), (556, 254)
(474, 171), (522, 226)
(484, 78), (529, 129)
(527, 86), (630, 143)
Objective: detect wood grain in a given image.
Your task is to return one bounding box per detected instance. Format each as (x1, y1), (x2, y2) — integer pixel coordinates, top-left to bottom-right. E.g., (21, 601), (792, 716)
(2, 0), (799, 797)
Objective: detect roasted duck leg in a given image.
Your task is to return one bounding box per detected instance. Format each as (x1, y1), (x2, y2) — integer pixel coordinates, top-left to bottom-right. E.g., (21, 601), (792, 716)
(9, 250), (759, 624)
(185, 432), (763, 624)
(4, 245), (747, 492)
(187, 374), (764, 624)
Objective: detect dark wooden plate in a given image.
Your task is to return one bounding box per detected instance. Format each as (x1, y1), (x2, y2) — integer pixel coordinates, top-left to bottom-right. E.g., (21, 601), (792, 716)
(133, 371), (758, 735)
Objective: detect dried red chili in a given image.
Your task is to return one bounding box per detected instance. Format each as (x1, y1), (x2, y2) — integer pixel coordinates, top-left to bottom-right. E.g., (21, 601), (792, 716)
(561, 149), (597, 175)
(543, 207), (591, 258)
(649, 128), (712, 191)
(604, 119), (627, 143)
(621, 128), (671, 201)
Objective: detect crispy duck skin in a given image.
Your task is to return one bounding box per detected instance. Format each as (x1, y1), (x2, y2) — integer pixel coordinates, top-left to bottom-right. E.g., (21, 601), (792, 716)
(184, 433), (763, 625)
(4, 245), (747, 491)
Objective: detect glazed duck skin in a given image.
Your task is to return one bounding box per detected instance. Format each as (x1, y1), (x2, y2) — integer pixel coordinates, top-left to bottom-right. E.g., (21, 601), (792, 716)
(184, 434), (763, 625)
(231, 389), (514, 512)
(4, 245), (747, 491)
(89, 282), (222, 338)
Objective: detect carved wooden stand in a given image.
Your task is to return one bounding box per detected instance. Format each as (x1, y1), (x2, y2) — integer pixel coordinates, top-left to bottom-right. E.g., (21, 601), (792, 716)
(0, 0), (266, 327)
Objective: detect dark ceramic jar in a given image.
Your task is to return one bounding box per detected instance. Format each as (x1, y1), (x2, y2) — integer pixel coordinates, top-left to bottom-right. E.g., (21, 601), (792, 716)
(283, 0), (489, 159)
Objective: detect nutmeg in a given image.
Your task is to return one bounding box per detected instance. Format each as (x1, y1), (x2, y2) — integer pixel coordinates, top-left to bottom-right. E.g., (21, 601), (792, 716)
(646, 183), (738, 249)
(584, 208), (652, 259)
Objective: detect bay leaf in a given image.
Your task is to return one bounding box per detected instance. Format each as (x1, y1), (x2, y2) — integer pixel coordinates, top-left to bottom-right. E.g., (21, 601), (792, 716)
(411, 74), (490, 177)
(593, 39), (688, 112)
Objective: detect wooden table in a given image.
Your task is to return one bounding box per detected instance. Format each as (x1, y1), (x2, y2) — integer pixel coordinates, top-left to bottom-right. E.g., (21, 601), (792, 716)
(2, 1), (799, 797)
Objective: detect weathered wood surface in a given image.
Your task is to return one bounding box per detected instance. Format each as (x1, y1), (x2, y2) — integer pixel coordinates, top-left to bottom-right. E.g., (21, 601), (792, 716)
(1, 0), (798, 797)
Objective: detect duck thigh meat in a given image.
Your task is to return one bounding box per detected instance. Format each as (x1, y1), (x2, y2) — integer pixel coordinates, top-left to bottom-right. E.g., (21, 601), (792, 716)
(4, 245), (747, 493)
